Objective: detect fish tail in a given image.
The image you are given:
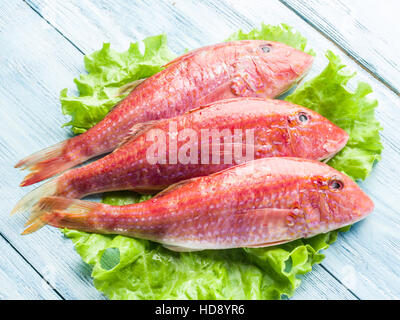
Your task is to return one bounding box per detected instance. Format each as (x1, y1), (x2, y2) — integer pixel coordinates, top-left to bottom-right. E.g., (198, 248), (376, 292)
(15, 140), (77, 186)
(11, 176), (61, 217)
(22, 197), (101, 235)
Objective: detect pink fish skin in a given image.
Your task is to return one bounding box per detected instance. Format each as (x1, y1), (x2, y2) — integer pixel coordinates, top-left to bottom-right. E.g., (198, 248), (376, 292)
(15, 41), (313, 186)
(25, 158), (374, 250)
(12, 98), (348, 217)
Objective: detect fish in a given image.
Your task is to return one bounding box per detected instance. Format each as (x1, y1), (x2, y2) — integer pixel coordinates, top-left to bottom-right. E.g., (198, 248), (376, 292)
(15, 40), (314, 187)
(12, 98), (348, 218)
(23, 157), (374, 251)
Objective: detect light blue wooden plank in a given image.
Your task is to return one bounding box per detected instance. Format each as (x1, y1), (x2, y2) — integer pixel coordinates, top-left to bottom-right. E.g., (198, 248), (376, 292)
(16, 0), (400, 299)
(290, 264), (357, 300)
(23, 0), (357, 300)
(0, 0), (105, 300)
(281, 0), (400, 94)
(292, 264), (357, 300)
(0, 236), (60, 300)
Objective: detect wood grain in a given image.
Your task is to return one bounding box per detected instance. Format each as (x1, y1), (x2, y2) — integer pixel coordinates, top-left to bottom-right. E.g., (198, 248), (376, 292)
(0, 236), (60, 300)
(281, 0), (400, 94)
(1, 0), (399, 299)
(0, 0), (105, 300)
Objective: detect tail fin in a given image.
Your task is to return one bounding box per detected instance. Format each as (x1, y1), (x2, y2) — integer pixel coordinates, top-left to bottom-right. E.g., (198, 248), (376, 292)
(11, 176), (61, 217)
(15, 140), (75, 186)
(22, 197), (100, 235)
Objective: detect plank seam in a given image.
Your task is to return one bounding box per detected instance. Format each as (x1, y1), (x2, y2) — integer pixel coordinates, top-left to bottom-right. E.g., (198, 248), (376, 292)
(279, 0), (400, 96)
(18, 0), (366, 299)
(0, 232), (65, 300)
(22, 0), (86, 55)
(319, 264), (360, 300)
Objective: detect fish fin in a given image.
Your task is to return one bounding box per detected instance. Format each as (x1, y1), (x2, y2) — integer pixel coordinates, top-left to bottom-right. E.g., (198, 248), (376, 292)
(114, 120), (160, 150)
(11, 176), (60, 216)
(23, 196), (100, 234)
(162, 244), (204, 252)
(162, 50), (198, 68)
(21, 219), (46, 235)
(231, 60), (266, 97)
(15, 140), (76, 186)
(153, 178), (200, 199)
(245, 239), (291, 248)
(116, 78), (147, 97)
(165, 208), (303, 251)
(183, 104), (211, 115)
(229, 207), (306, 246)
(231, 75), (258, 97)
(238, 207), (305, 219)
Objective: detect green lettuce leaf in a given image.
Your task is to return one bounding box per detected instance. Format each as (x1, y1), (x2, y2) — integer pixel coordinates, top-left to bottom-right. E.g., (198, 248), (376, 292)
(286, 50), (382, 180)
(60, 34), (176, 134)
(64, 192), (343, 299)
(61, 24), (382, 299)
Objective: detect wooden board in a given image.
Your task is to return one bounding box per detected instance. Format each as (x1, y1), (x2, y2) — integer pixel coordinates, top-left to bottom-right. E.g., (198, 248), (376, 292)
(0, 0), (105, 300)
(1, 0), (399, 299)
(0, 235), (60, 300)
(281, 0), (400, 94)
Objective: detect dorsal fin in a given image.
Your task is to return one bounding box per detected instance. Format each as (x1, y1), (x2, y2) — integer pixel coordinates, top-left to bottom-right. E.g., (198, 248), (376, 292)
(116, 78), (147, 97)
(162, 49), (198, 68)
(153, 177), (199, 199)
(114, 120), (159, 151)
(163, 42), (238, 69)
(245, 240), (291, 248)
(183, 104), (211, 115)
(162, 244), (204, 252)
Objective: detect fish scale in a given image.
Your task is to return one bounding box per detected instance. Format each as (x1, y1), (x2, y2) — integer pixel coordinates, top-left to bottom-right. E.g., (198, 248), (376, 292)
(28, 158), (374, 250)
(15, 40), (314, 187)
(12, 98), (349, 220)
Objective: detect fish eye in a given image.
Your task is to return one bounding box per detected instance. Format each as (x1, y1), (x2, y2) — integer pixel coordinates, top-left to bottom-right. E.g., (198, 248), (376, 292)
(329, 178), (344, 191)
(260, 44), (272, 53)
(298, 112), (309, 123)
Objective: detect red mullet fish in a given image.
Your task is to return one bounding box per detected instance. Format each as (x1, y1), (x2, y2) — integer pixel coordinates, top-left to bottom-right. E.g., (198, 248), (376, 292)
(24, 158), (374, 251)
(12, 98), (348, 218)
(15, 40), (313, 186)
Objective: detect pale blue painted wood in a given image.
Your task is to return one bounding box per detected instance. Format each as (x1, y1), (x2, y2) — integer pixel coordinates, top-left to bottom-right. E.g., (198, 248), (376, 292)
(0, 0), (105, 300)
(21, 0), (361, 300)
(281, 0), (400, 94)
(26, 0), (400, 300)
(1, 0), (399, 299)
(0, 236), (60, 300)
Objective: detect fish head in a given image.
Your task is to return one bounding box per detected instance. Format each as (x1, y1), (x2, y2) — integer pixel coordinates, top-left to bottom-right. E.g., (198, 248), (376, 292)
(248, 41), (314, 97)
(286, 105), (349, 161)
(315, 168), (375, 229)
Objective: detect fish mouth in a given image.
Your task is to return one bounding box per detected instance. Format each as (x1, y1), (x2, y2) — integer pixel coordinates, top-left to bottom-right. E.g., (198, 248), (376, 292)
(296, 68), (309, 85)
(295, 57), (313, 85)
(349, 201), (375, 225)
(320, 134), (349, 163)
(362, 197), (375, 216)
(278, 71), (310, 97)
(280, 58), (314, 97)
